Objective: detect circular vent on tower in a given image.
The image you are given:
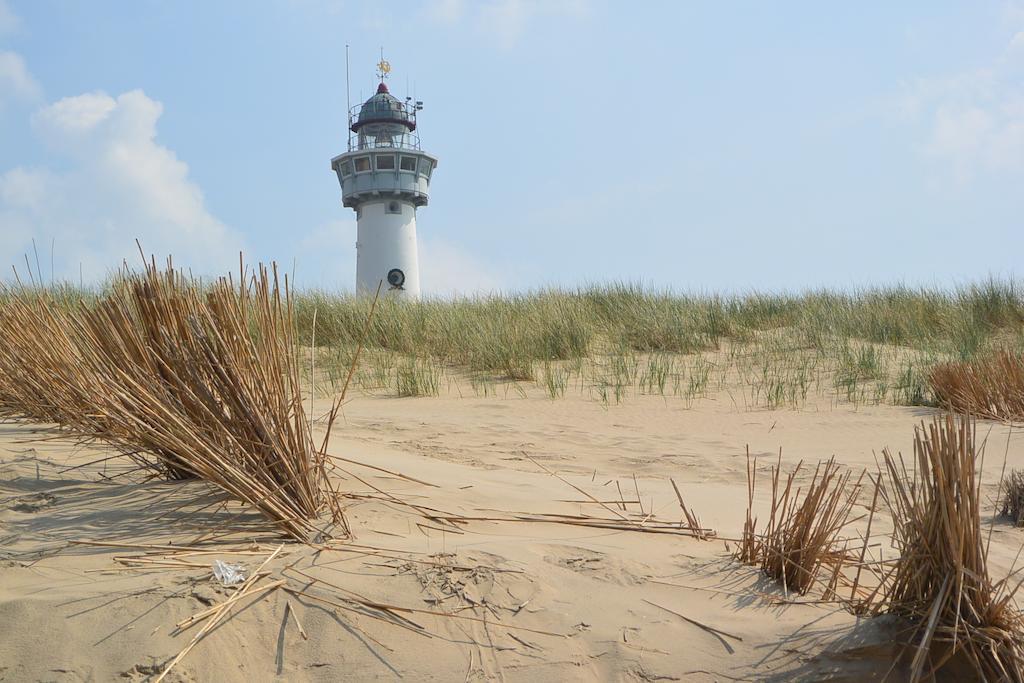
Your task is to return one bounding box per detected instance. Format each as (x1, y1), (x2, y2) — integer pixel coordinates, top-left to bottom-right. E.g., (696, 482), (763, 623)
(387, 268), (406, 289)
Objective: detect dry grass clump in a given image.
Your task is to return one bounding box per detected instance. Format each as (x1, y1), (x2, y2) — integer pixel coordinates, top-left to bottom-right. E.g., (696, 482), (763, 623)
(871, 414), (1024, 681)
(731, 413), (1024, 678)
(1001, 470), (1024, 527)
(929, 350), (1024, 421)
(0, 259), (342, 540)
(737, 451), (864, 596)
(0, 286), (91, 427)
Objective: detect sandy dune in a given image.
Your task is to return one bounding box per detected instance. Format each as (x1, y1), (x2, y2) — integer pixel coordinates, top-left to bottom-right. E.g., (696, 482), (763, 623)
(2, 387), (1023, 681)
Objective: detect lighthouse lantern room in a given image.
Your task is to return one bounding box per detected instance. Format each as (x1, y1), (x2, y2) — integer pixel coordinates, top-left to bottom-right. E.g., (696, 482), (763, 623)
(330, 58), (438, 299)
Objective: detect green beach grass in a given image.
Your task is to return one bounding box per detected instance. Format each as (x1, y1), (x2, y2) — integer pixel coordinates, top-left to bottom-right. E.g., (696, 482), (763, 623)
(6, 276), (1020, 407)
(290, 279), (1024, 407)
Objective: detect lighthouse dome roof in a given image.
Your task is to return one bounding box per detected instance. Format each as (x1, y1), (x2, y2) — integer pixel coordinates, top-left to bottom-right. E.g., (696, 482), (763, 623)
(352, 83), (415, 132)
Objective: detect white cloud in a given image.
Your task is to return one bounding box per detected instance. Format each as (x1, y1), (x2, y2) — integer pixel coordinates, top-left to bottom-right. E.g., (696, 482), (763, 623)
(0, 90), (245, 282)
(425, 0), (588, 48)
(1005, 1), (1024, 31)
(0, 166), (51, 209)
(925, 95), (1024, 177)
(32, 90), (117, 137)
(1010, 30), (1024, 56)
(0, 0), (19, 35)
(419, 237), (504, 296)
(427, 0), (464, 24)
(286, 222), (505, 296)
(291, 218), (356, 289)
(0, 51), (41, 108)
(282, 0), (345, 15)
(897, 19), (1024, 182)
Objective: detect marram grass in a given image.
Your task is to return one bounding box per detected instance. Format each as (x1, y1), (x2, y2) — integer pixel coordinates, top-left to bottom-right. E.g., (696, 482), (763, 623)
(292, 279), (1023, 407)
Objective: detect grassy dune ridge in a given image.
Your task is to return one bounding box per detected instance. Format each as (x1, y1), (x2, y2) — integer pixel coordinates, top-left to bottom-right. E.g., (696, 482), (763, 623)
(6, 277), (1021, 406)
(291, 280), (1024, 406)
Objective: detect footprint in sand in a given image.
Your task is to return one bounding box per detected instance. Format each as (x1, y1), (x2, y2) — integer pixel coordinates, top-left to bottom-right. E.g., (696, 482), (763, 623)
(8, 492), (56, 513)
(542, 545), (646, 586)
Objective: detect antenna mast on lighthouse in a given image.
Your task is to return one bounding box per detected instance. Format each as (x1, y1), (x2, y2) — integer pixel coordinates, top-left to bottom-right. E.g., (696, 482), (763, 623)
(345, 44), (351, 128)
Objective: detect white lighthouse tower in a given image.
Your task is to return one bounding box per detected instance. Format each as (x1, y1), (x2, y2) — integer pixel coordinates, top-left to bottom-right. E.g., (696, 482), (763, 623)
(331, 59), (437, 299)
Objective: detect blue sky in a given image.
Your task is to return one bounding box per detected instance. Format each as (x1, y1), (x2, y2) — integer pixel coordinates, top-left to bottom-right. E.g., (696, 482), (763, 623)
(1, 1), (1022, 294)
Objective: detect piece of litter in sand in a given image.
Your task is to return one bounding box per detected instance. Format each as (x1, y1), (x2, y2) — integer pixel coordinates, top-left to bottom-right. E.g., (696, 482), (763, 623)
(212, 560), (247, 586)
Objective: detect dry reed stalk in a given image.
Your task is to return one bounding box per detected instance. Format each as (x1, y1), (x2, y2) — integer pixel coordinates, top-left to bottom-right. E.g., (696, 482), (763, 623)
(849, 474), (880, 610)
(451, 512), (715, 537)
(523, 456), (717, 537)
(340, 279), (383, 401)
(929, 350), (1024, 421)
(0, 287), (99, 426)
(670, 478), (709, 540)
(285, 599), (309, 640)
(871, 413), (1024, 681)
(642, 599), (744, 644)
(1002, 469), (1024, 527)
(0, 258), (344, 540)
(738, 446), (758, 564)
(736, 449), (865, 596)
(157, 544), (285, 682)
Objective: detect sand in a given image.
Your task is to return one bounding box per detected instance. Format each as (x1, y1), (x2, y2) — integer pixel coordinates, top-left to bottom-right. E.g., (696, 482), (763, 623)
(2, 384), (1023, 682)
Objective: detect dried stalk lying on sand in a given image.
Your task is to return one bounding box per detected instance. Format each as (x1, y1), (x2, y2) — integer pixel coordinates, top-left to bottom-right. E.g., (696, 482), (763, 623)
(929, 350), (1024, 421)
(737, 449), (865, 596)
(0, 258), (342, 540)
(523, 456), (716, 538)
(871, 414), (1024, 682)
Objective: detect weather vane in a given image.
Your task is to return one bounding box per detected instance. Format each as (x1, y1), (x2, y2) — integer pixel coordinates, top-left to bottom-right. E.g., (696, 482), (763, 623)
(376, 48), (391, 81)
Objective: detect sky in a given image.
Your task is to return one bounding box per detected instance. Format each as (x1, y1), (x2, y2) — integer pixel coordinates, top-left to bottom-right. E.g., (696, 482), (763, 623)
(0, 1), (1022, 295)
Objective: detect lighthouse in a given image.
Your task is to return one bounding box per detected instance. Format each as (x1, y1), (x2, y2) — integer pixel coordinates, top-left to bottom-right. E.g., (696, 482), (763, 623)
(331, 59), (438, 299)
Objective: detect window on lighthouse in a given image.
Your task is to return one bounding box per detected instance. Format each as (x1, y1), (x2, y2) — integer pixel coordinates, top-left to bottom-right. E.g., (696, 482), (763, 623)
(418, 158), (433, 178)
(354, 156), (371, 173)
(375, 154), (396, 170)
(400, 156), (417, 172)
(386, 201), (402, 214)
